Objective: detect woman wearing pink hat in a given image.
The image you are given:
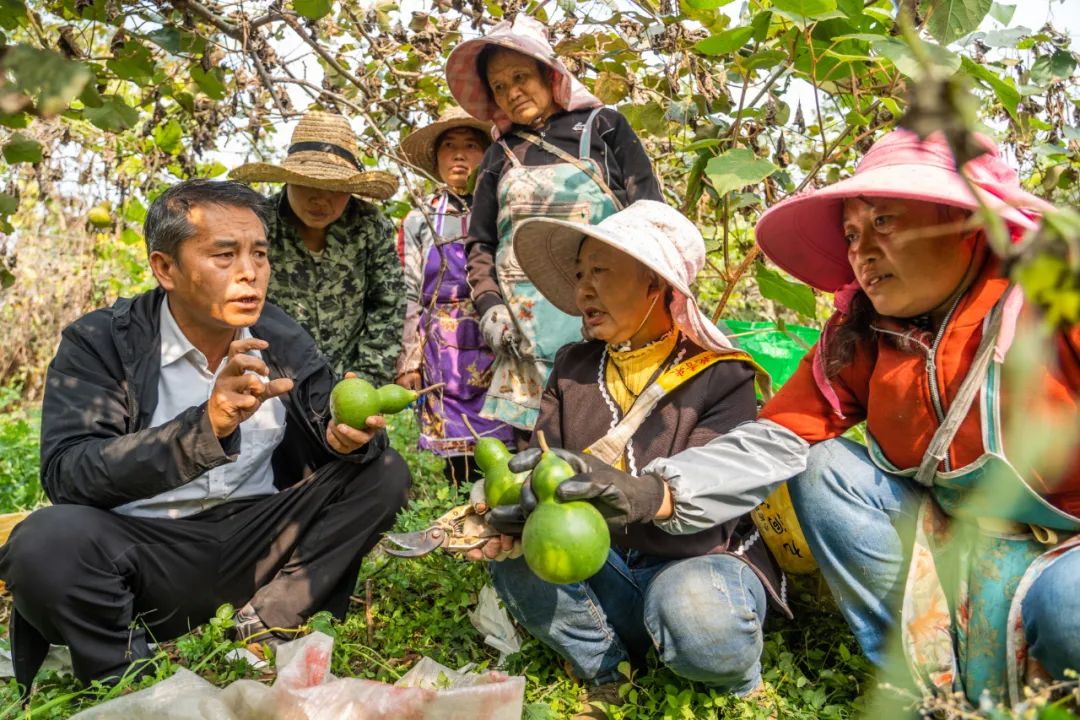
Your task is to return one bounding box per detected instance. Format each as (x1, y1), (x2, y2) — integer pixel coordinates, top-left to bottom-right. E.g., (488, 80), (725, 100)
(445, 15), (663, 442)
(513, 129), (1080, 706)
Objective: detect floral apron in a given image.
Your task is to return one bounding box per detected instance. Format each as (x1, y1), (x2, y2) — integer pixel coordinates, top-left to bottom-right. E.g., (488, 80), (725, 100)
(418, 194), (512, 455)
(483, 106), (623, 430)
(866, 288), (1080, 706)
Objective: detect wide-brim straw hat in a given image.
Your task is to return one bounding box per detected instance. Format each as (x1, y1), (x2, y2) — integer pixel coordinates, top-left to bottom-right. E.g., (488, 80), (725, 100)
(445, 15), (601, 136)
(513, 200), (742, 358)
(754, 128), (1054, 294)
(399, 106), (492, 180)
(231, 110), (398, 200)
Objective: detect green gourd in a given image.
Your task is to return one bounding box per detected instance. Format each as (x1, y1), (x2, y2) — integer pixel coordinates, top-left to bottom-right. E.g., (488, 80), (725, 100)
(331, 378), (444, 429)
(461, 414), (519, 506)
(521, 431), (610, 584)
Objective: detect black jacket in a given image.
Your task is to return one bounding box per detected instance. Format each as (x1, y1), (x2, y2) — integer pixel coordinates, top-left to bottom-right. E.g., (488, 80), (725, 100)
(40, 287), (388, 508)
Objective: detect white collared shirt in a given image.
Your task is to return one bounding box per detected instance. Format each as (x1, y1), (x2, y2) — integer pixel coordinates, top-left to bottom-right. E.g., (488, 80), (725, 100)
(113, 299), (286, 519)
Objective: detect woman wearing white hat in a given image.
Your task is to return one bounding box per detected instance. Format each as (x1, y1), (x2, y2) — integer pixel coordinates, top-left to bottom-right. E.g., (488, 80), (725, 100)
(480, 200), (782, 716)
(231, 109), (405, 383)
(395, 107), (513, 486)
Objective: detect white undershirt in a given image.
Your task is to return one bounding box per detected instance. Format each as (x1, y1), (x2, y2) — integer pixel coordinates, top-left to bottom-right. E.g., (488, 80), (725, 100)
(113, 298), (287, 519)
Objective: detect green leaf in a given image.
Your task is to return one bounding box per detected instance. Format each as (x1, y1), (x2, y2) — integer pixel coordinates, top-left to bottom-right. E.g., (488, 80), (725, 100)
(0, 111), (29, 128)
(919, 0), (992, 45)
(106, 41), (155, 85)
(0, 265), (13, 289)
(153, 119), (183, 155)
(293, 0), (332, 20)
(1049, 50), (1077, 79)
(960, 57), (1019, 119)
(84, 95), (139, 132)
(191, 65), (226, 100)
(704, 148), (778, 197)
(988, 2), (1014, 24)
(0, 0), (27, 30)
(686, 0), (737, 7)
(771, 0), (837, 18)
(145, 27), (206, 55)
(2, 132), (41, 164)
(750, 10), (772, 42)
(872, 37), (960, 77)
(0, 45), (92, 116)
(694, 26), (755, 56)
(0, 192), (18, 214)
(756, 264), (816, 318)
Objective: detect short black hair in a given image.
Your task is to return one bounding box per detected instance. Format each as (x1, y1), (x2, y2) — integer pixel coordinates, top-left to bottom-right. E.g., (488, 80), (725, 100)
(143, 179), (269, 258)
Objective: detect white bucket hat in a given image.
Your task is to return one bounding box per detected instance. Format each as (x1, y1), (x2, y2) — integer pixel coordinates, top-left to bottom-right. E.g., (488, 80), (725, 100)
(513, 200), (747, 360)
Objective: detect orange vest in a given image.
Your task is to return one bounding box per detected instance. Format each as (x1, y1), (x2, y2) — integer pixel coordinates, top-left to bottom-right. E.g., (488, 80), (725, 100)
(760, 263), (1080, 516)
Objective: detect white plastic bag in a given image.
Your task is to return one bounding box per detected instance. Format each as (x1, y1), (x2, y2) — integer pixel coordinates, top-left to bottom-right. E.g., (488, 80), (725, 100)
(468, 584), (522, 664)
(72, 632), (525, 720)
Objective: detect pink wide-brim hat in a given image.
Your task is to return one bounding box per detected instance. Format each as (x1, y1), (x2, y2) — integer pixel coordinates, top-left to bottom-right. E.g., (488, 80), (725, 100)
(754, 129), (1054, 293)
(445, 15), (601, 137)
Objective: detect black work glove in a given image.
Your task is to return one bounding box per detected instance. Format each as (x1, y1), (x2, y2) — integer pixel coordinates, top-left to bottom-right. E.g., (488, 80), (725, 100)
(485, 447), (576, 535)
(485, 480), (536, 536)
(507, 447), (667, 531)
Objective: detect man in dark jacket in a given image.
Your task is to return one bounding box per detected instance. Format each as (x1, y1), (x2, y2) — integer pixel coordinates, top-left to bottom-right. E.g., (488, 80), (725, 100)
(0, 179), (411, 691)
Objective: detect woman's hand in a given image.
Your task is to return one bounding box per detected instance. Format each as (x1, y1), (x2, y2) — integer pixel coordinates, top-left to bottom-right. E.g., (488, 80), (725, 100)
(479, 304), (525, 359)
(395, 370), (422, 391)
(464, 534), (522, 562)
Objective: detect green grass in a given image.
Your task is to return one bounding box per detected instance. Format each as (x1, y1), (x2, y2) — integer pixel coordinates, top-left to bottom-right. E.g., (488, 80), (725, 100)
(0, 406), (1076, 719)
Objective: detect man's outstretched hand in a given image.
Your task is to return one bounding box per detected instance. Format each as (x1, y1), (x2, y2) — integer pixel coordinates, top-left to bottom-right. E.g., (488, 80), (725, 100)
(208, 338), (294, 439)
(326, 371), (384, 454)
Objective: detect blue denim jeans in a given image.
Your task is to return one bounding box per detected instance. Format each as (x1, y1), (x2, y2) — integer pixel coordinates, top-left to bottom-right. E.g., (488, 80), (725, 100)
(789, 437), (1080, 680)
(489, 548), (766, 695)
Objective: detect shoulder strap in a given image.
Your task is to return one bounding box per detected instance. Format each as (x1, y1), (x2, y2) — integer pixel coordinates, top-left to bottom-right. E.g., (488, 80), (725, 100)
(585, 350), (754, 466)
(498, 139), (520, 167)
(914, 288), (1011, 487)
(514, 129), (624, 210)
(579, 106), (606, 160)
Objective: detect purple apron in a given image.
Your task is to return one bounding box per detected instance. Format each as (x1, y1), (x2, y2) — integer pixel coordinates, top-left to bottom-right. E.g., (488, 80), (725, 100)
(418, 195), (512, 455)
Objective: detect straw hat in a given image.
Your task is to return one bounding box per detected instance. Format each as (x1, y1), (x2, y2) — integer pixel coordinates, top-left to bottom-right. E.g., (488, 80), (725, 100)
(231, 110), (398, 200)
(754, 129), (1054, 293)
(399, 106), (492, 180)
(513, 200), (741, 357)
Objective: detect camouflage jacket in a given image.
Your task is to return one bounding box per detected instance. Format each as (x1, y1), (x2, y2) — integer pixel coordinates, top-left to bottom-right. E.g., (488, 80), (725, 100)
(265, 190), (405, 385)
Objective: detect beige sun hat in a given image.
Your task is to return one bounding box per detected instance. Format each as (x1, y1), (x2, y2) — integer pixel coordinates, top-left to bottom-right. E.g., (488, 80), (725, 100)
(514, 200), (745, 358)
(399, 106), (492, 180)
(231, 110), (398, 200)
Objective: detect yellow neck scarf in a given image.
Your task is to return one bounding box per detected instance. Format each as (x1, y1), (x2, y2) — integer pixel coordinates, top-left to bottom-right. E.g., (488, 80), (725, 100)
(604, 330), (679, 415)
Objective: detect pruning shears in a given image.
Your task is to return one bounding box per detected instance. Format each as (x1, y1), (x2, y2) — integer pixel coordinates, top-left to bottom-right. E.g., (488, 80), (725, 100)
(381, 502), (501, 557)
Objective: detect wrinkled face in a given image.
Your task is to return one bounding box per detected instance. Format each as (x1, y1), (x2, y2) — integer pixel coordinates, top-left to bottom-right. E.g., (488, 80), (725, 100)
(151, 203), (269, 331)
(575, 237), (666, 345)
(435, 127), (487, 192)
(286, 184), (350, 230)
(843, 197), (976, 319)
(485, 49), (556, 126)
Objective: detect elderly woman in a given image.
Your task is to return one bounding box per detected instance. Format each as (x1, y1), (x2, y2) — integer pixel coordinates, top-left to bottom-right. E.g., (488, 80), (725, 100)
(483, 201), (781, 718)
(232, 109), (404, 383)
(396, 107), (513, 485)
(533, 130), (1080, 707)
(445, 15), (664, 439)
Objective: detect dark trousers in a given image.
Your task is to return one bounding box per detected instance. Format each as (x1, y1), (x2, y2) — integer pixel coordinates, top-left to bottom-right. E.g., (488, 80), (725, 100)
(0, 450), (410, 685)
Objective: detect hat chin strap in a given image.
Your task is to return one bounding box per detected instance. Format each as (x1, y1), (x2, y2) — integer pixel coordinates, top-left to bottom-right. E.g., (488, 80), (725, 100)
(617, 292), (665, 350)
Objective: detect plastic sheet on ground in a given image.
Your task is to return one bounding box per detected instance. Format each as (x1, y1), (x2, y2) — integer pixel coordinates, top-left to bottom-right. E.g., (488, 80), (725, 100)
(71, 631), (525, 720)
(468, 584), (521, 665)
